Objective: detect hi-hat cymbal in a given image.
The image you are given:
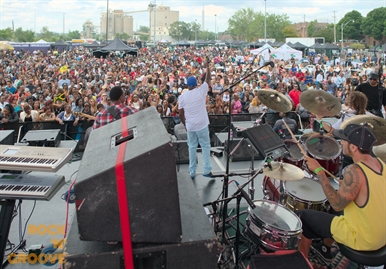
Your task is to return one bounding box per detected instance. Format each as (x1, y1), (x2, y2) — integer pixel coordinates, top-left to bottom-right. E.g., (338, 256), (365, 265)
(257, 89), (293, 112)
(300, 90), (341, 117)
(262, 162), (304, 181)
(340, 115), (386, 145)
(373, 143), (386, 163)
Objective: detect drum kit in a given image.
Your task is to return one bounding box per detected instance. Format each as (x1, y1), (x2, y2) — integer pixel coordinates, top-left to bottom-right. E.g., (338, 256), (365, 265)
(210, 88), (386, 268)
(229, 89), (386, 258)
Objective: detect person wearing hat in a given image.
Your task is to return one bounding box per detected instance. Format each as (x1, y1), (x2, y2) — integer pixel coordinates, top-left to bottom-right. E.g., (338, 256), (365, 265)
(297, 124), (386, 262)
(355, 72), (386, 118)
(178, 60), (213, 180)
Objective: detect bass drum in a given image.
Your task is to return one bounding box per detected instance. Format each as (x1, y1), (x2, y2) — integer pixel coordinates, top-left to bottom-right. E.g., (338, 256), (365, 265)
(305, 134), (341, 175)
(244, 200), (302, 252)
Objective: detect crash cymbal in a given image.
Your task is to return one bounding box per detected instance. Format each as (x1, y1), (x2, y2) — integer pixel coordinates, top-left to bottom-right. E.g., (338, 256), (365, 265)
(263, 162), (304, 181)
(373, 143), (386, 163)
(257, 89), (292, 112)
(300, 90), (341, 117)
(340, 115), (386, 145)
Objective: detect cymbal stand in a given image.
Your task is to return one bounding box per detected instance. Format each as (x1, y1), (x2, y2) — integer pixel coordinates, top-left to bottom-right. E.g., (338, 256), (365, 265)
(217, 62), (275, 243)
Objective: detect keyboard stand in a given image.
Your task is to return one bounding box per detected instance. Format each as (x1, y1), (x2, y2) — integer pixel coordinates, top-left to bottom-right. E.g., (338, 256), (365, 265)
(0, 199), (15, 269)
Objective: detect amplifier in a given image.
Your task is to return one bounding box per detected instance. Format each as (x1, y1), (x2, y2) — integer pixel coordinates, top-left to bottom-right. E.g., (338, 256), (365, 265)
(0, 130), (14, 145)
(21, 129), (61, 147)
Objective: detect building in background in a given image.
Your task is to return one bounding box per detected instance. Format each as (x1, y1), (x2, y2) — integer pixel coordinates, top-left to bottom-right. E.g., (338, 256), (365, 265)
(149, 5), (179, 42)
(100, 10), (134, 40)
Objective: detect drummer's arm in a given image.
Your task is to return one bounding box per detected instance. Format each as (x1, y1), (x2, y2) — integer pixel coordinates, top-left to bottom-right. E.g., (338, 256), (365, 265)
(316, 164), (361, 212)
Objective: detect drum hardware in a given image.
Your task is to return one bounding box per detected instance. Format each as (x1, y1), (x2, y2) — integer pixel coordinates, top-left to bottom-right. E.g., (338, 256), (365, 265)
(341, 116), (386, 145)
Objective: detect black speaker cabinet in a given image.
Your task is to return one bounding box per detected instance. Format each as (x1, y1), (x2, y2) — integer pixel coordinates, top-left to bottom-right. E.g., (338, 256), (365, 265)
(74, 107), (182, 243)
(172, 140), (189, 164)
(225, 138), (262, 162)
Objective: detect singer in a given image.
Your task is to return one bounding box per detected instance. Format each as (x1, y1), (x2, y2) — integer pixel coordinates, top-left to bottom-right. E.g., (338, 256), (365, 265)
(178, 60), (214, 180)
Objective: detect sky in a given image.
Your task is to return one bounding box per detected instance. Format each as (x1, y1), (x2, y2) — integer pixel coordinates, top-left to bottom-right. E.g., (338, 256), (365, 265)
(0, 0), (385, 35)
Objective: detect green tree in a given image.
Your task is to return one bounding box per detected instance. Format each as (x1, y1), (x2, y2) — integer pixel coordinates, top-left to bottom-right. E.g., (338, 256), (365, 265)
(190, 21), (201, 41)
(337, 10), (363, 41)
(169, 21), (191, 40)
(282, 25), (298, 38)
(14, 27), (35, 42)
(311, 24), (334, 43)
(361, 7), (386, 41)
(228, 8), (258, 41)
(266, 13), (291, 41)
(0, 28), (13, 41)
(68, 30), (81, 40)
(115, 32), (130, 40)
(307, 20), (318, 37)
(136, 26), (150, 41)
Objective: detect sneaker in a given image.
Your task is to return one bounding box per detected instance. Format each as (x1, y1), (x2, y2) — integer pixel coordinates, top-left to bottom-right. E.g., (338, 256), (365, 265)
(311, 241), (333, 263)
(203, 172), (214, 178)
(190, 174), (195, 180)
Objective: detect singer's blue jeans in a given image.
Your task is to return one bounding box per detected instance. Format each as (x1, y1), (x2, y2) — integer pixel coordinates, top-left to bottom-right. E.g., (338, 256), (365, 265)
(187, 125), (212, 177)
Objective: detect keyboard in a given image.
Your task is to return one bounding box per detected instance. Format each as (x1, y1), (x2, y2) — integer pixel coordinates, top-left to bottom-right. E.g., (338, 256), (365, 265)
(0, 145), (73, 172)
(0, 173), (65, 200)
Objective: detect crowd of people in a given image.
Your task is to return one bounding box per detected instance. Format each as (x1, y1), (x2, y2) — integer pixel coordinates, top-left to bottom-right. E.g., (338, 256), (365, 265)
(0, 45), (384, 132)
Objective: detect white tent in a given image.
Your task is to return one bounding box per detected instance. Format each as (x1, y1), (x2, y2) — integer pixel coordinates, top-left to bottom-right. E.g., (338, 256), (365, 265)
(250, 43), (274, 61)
(270, 43), (302, 61)
(35, 39), (48, 44)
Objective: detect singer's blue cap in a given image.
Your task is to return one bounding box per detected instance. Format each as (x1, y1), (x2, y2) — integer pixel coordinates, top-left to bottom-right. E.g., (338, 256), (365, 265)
(187, 76), (197, 87)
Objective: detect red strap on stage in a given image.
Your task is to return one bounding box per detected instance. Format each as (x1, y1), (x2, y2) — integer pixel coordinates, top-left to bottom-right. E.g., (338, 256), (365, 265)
(115, 117), (134, 269)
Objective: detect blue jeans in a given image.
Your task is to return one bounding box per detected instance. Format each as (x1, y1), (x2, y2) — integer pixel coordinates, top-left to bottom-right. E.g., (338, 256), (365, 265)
(187, 125), (212, 176)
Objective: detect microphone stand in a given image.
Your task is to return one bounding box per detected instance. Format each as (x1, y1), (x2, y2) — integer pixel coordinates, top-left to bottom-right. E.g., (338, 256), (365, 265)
(218, 61), (275, 243)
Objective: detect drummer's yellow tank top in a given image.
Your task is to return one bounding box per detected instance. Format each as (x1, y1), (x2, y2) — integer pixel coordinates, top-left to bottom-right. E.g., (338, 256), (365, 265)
(330, 158), (386, 251)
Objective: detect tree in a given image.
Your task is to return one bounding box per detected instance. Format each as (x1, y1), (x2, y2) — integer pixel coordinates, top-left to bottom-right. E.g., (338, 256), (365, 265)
(14, 27), (35, 42)
(282, 25), (298, 38)
(311, 24), (334, 43)
(266, 13), (291, 41)
(68, 30), (81, 40)
(307, 20), (318, 37)
(361, 7), (386, 41)
(137, 26), (150, 41)
(337, 10), (363, 41)
(115, 32), (131, 40)
(0, 28), (13, 41)
(169, 21), (191, 40)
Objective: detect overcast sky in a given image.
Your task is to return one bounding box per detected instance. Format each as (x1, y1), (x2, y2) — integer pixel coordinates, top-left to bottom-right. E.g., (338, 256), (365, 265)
(0, 0), (385, 35)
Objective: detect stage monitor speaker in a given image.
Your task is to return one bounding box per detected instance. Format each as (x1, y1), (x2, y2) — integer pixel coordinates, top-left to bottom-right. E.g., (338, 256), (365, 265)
(172, 140), (189, 164)
(0, 130), (14, 145)
(75, 107), (182, 243)
(224, 138), (262, 162)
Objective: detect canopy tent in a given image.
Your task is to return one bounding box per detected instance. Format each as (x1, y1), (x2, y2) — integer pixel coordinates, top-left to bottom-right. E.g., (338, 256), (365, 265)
(35, 39), (48, 44)
(175, 40), (191, 47)
(84, 40), (102, 49)
(0, 41), (14, 50)
(51, 39), (70, 52)
(250, 43), (274, 61)
(324, 43), (340, 50)
(93, 38), (138, 58)
(269, 43), (302, 61)
(291, 42), (308, 50)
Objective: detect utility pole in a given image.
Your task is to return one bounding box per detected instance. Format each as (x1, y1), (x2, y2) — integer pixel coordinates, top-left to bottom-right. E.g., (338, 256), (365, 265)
(154, 1), (156, 43)
(106, 0), (109, 43)
(264, 0), (267, 42)
(333, 11), (336, 44)
(63, 13), (65, 36)
(303, 14), (305, 37)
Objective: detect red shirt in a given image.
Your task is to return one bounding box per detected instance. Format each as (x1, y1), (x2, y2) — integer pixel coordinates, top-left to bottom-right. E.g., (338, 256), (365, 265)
(289, 89), (301, 107)
(296, 71), (305, 82)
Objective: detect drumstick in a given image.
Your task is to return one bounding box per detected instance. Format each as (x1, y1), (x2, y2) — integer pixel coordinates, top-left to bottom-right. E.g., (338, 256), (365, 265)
(281, 120), (340, 181)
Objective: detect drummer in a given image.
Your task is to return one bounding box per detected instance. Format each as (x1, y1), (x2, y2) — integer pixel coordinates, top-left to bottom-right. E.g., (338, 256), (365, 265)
(297, 124), (386, 263)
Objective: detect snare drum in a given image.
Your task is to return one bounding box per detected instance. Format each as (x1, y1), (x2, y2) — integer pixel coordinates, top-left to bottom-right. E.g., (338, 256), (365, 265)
(305, 135), (341, 175)
(244, 200), (302, 252)
(282, 140), (305, 169)
(283, 177), (327, 211)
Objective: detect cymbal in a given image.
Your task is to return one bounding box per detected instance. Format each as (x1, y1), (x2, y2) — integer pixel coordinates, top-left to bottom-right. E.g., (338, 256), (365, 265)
(340, 115), (386, 145)
(257, 89), (292, 112)
(300, 90), (341, 117)
(373, 143), (386, 163)
(263, 162), (304, 181)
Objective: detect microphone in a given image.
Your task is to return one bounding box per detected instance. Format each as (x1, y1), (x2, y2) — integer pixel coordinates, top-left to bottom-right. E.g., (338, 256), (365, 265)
(264, 61), (275, 68)
(235, 182), (256, 209)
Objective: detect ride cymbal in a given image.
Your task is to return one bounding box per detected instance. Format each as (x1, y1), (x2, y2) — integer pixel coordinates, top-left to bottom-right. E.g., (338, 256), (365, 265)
(373, 143), (386, 163)
(257, 89), (293, 112)
(300, 90), (341, 117)
(263, 162), (304, 181)
(340, 115), (386, 145)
